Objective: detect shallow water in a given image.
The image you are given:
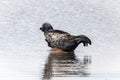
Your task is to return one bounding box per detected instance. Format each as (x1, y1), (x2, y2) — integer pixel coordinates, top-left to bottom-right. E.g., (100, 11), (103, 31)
(43, 52), (91, 80)
(0, 0), (120, 80)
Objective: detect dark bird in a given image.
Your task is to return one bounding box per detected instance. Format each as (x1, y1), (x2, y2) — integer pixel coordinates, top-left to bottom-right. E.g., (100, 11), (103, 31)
(40, 23), (92, 52)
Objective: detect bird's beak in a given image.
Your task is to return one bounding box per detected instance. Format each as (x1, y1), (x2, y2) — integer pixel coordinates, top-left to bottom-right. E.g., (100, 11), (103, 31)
(40, 27), (44, 32)
(40, 28), (42, 30)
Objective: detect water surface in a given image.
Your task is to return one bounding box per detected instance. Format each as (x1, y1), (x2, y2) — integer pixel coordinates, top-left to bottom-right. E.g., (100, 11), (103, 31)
(0, 0), (120, 80)
(43, 52), (91, 80)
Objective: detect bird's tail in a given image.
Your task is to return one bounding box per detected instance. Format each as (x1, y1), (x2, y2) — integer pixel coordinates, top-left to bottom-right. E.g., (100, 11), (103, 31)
(75, 35), (92, 46)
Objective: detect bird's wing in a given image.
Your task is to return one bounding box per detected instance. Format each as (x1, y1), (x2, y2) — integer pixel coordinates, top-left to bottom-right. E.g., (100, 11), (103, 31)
(47, 30), (71, 41)
(44, 30), (72, 48)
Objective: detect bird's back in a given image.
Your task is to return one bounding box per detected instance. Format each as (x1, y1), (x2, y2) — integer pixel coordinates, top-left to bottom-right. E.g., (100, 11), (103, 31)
(45, 30), (71, 43)
(44, 30), (76, 51)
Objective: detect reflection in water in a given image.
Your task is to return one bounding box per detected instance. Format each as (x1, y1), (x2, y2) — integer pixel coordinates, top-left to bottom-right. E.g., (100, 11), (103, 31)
(42, 52), (91, 80)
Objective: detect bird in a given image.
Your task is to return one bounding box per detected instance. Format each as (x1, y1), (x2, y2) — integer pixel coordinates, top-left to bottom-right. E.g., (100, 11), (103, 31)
(40, 23), (92, 52)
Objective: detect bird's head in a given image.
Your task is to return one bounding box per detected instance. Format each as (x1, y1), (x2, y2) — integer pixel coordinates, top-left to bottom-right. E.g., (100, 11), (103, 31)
(40, 23), (53, 32)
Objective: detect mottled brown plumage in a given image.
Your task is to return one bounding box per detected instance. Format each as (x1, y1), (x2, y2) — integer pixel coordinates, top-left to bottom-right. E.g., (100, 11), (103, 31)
(40, 23), (92, 52)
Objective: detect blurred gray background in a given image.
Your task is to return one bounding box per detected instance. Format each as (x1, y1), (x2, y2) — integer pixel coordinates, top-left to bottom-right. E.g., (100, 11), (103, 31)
(0, 0), (120, 80)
